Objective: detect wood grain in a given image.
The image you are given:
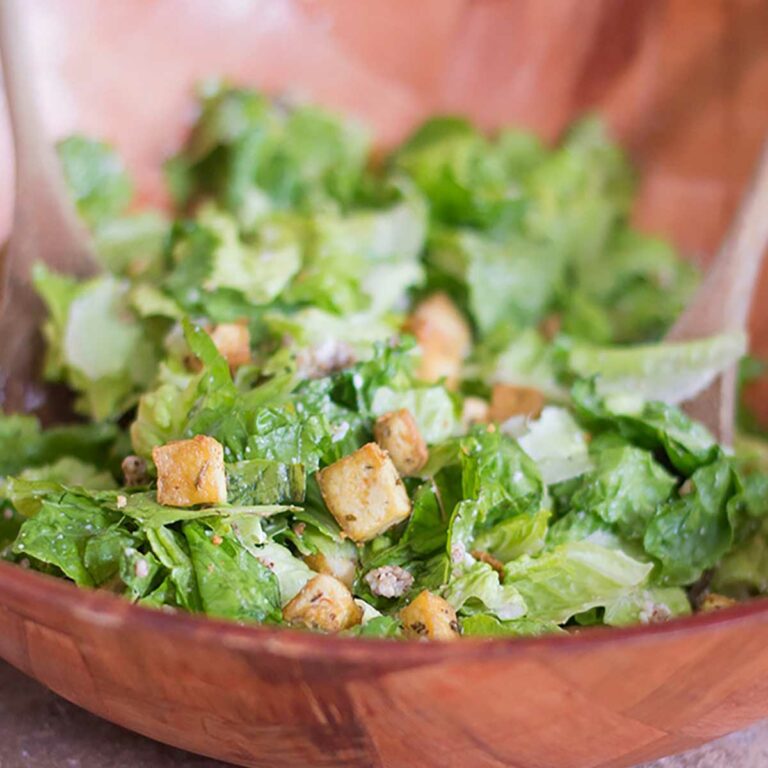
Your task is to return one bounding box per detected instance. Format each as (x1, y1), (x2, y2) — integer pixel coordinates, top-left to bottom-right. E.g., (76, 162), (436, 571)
(3, 2), (768, 766)
(3, 562), (768, 767)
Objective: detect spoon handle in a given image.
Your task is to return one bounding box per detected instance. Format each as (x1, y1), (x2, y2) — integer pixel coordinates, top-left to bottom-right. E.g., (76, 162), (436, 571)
(666, 139), (768, 444)
(668, 140), (768, 341)
(0, 0), (96, 301)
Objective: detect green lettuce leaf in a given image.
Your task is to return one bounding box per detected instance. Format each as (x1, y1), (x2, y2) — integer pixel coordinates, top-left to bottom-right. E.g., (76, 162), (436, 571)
(449, 428), (544, 555)
(13, 492), (120, 585)
(34, 266), (164, 420)
(566, 332), (746, 405)
(0, 413), (118, 477)
(503, 541), (653, 623)
(460, 614), (564, 637)
(603, 587), (691, 627)
(168, 84), (368, 216)
(57, 135), (132, 227)
(516, 407), (592, 485)
(572, 228), (698, 343)
(444, 562), (527, 620)
(146, 526), (201, 610)
(473, 508), (550, 562)
(572, 380), (719, 476)
(644, 458), (740, 585)
(226, 460), (306, 505)
(568, 435), (676, 540)
(428, 228), (561, 334)
(183, 519), (281, 622)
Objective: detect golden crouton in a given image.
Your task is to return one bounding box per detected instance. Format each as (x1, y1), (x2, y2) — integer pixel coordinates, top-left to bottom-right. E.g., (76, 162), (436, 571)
(373, 409), (429, 477)
(282, 574), (362, 632)
(405, 293), (471, 389)
(461, 396), (490, 430)
(316, 443), (412, 542)
(209, 323), (251, 370)
(699, 593), (737, 612)
(400, 590), (460, 640)
(303, 552), (356, 589)
(152, 435), (227, 507)
(489, 383), (544, 423)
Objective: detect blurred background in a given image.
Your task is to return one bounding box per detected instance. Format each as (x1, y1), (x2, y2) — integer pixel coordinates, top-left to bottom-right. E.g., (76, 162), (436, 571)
(2, 0), (768, 401)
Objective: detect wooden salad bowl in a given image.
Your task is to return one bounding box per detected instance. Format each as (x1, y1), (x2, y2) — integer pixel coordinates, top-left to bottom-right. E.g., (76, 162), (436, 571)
(4, 560), (768, 768)
(3, 2), (768, 766)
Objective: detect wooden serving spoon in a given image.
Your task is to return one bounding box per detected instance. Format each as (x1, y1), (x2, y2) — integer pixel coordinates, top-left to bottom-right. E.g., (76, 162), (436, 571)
(0, 0), (98, 415)
(666, 140), (768, 445)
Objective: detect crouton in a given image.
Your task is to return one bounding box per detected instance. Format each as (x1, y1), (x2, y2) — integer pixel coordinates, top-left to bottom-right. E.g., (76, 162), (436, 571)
(400, 590), (460, 640)
(152, 435), (227, 507)
(316, 443), (412, 542)
(373, 409), (428, 477)
(282, 574), (362, 632)
(303, 552), (356, 589)
(489, 383), (544, 423)
(209, 323), (251, 370)
(405, 293), (471, 388)
(700, 593), (737, 612)
(461, 396), (490, 430)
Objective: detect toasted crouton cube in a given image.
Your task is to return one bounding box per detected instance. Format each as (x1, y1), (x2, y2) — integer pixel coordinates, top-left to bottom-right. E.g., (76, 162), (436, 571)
(303, 552), (356, 588)
(152, 435), (227, 507)
(489, 383), (544, 423)
(400, 590), (459, 640)
(317, 443), (411, 542)
(374, 409), (429, 477)
(405, 293), (471, 388)
(700, 593), (737, 612)
(209, 323), (251, 370)
(283, 574), (362, 632)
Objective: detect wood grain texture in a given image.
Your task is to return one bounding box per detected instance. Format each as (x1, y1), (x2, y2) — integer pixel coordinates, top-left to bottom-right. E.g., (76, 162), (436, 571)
(3, 2), (768, 766)
(4, 562), (768, 767)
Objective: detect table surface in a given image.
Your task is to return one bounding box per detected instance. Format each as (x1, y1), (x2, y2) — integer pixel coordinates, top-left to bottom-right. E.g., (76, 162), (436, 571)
(1, 661), (766, 768)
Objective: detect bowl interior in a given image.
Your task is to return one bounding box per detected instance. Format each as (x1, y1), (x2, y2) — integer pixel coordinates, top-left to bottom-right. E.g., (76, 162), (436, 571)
(2, 6), (768, 401)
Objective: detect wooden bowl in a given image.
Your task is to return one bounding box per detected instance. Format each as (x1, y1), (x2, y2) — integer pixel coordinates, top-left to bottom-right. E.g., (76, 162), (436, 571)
(3, 2), (768, 766)
(4, 560), (768, 768)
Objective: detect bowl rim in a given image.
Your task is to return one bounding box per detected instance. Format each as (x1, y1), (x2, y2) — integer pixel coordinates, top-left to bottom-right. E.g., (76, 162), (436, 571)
(2, 559), (767, 665)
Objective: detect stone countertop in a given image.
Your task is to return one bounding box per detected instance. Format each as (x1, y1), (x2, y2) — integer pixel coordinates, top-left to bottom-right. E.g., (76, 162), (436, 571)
(0, 661), (765, 768)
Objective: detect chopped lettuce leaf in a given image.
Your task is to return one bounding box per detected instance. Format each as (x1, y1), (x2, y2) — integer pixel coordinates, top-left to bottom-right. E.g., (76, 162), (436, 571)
(444, 562), (527, 620)
(449, 428), (544, 556)
(184, 520), (281, 622)
(568, 435), (676, 540)
(566, 332), (746, 405)
(460, 614), (565, 637)
(473, 508), (550, 563)
(428, 229), (561, 335)
(57, 135), (132, 227)
(644, 458), (740, 585)
(603, 587), (691, 627)
(13, 492), (120, 585)
(34, 266), (164, 420)
(572, 380), (719, 476)
(504, 541), (653, 623)
(517, 407), (592, 485)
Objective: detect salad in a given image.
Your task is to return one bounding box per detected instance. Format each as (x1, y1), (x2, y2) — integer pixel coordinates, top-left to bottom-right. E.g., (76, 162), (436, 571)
(1, 84), (766, 640)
